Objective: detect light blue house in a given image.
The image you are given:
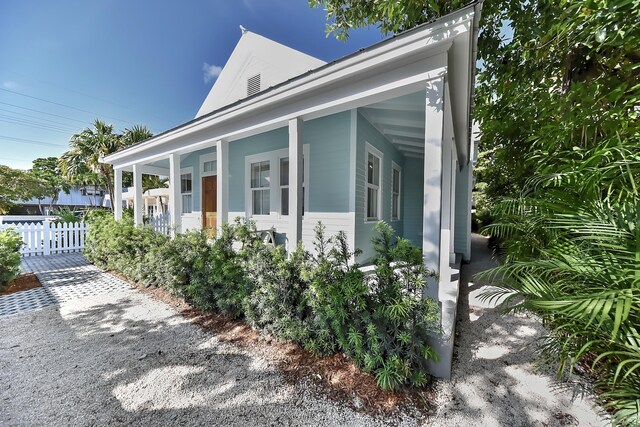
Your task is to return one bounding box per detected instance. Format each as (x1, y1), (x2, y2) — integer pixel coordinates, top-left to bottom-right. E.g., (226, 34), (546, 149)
(104, 3), (482, 378)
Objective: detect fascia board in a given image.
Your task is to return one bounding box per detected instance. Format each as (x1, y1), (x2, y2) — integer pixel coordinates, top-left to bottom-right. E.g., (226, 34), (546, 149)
(105, 9), (475, 166)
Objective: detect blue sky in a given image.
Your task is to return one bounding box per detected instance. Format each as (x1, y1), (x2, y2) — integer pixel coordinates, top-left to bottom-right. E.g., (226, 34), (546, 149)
(0, 0), (383, 170)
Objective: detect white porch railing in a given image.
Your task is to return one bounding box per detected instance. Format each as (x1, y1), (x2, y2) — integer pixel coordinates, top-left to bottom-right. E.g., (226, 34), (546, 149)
(149, 213), (170, 236)
(0, 221), (87, 256)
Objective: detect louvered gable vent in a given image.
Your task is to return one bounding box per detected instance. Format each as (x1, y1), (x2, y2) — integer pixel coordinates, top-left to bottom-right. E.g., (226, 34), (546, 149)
(247, 74), (261, 96)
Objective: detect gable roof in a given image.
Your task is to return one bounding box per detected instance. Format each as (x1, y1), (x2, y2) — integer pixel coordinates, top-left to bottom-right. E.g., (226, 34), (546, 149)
(196, 29), (326, 118)
(104, 1), (481, 166)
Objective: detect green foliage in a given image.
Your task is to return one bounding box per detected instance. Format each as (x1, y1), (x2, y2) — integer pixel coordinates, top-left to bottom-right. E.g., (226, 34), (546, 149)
(308, 0), (467, 41)
(307, 222), (439, 390)
(29, 157), (71, 214)
(310, 0), (640, 420)
(85, 217), (440, 392)
(59, 119), (153, 212)
(54, 207), (81, 223)
(0, 165), (41, 214)
(0, 228), (23, 288)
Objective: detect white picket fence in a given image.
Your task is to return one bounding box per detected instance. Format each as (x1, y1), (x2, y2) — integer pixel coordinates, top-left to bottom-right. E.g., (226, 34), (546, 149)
(149, 213), (170, 236)
(0, 221), (88, 256)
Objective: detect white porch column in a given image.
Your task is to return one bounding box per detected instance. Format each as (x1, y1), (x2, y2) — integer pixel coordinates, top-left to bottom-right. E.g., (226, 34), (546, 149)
(216, 140), (229, 235)
(422, 75), (447, 286)
(449, 152), (457, 264)
(114, 168), (123, 220)
(288, 117), (303, 251)
(169, 153), (182, 237)
(132, 164), (143, 227)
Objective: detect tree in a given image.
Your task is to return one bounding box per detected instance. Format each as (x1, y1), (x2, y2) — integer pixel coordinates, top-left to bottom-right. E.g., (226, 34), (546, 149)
(310, 1), (640, 422)
(59, 119), (153, 212)
(142, 174), (168, 213)
(29, 157), (71, 214)
(0, 165), (40, 214)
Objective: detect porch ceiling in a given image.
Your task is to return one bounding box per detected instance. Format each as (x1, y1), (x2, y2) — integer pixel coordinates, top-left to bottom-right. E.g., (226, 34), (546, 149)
(361, 92), (426, 159)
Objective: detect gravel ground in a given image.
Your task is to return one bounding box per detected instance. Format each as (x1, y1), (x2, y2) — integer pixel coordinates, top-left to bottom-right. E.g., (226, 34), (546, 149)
(1, 288), (411, 427)
(427, 234), (607, 427)
(1, 236), (607, 426)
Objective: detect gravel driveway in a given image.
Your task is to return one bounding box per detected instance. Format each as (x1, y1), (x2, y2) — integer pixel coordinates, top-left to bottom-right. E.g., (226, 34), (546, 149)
(1, 239), (606, 426)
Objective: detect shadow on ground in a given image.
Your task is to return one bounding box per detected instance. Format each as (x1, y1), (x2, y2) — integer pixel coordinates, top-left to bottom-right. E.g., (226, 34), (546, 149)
(429, 234), (605, 427)
(0, 290), (374, 426)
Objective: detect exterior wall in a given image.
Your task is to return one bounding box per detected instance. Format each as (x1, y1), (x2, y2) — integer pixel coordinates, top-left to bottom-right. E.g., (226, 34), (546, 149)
(402, 157), (424, 248)
(354, 111), (405, 263)
(179, 146), (217, 231)
(22, 187), (106, 213)
(226, 112), (353, 251)
(454, 161), (472, 260)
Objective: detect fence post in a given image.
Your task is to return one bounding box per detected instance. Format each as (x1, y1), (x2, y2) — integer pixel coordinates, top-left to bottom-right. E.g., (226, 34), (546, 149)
(43, 220), (51, 256)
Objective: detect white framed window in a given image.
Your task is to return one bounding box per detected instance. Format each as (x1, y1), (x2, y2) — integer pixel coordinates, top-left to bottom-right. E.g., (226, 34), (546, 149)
(180, 167), (193, 214)
(250, 160), (270, 215)
(245, 145), (309, 218)
(365, 143), (383, 222)
(391, 162), (401, 221)
(200, 152), (217, 177)
(279, 155), (307, 216)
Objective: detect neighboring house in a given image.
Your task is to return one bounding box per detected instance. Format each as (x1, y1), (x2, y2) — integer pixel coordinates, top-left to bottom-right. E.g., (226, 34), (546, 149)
(121, 187), (169, 218)
(17, 185), (107, 215)
(104, 3), (482, 378)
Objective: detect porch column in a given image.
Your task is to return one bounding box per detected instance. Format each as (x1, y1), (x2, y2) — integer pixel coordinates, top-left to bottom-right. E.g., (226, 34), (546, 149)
(288, 117), (303, 252)
(114, 168), (123, 220)
(169, 153), (182, 237)
(132, 164), (143, 227)
(216, 139), (229, 234)
(422, 75), (447, 287)
(449, 152), (457, 264)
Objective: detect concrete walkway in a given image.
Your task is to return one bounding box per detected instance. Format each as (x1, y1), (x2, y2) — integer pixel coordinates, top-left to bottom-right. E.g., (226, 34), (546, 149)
(428, 234), (606, 427)
(0, 253), (131, 318)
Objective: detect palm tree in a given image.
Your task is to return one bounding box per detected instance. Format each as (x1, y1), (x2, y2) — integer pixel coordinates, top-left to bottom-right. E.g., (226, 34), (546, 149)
(142, 175), (169, 214)
(59, 119), (152, 212)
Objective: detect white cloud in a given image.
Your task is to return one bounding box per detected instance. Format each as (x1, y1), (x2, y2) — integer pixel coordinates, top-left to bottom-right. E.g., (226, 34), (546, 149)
(2, 80), (19, 90)
(202, 63), (222, 84)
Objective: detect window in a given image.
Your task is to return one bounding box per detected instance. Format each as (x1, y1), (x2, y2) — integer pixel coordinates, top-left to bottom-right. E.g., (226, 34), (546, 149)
(280, 157), (289, 215)
(392, 164), (401, 220)
(200, 153), (217, 177)
(203, 160), (216, 173)
(279, 157), (305, 216)
(250, 160), (270, 215)
(365, 145), (382, 221)
(245, 146), (309, 218)
(181, 172), (192, 214)
(247, 74), (261, 96)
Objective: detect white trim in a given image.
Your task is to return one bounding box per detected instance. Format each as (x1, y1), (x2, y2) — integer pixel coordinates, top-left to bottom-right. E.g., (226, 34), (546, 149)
(200, 152), (217, 177)
(349, 109), (357, 214)
(103, 5), (479, 168)
(180, 166), (194, 214)
(244, 146), (309, 219)
(391, 161), (402, 221)
(364, 142), (383, 223)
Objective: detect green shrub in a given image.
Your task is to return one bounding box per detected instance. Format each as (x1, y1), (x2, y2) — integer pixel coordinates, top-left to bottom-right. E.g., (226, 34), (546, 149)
(84, 215), (441, 392)
(0, 228), (23, 288)
(244, 242), (313, 342)
(306, 222), (440, 390)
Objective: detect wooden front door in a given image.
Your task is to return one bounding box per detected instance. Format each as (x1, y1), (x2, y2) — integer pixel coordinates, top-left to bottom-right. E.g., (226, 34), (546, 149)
(202, 175), (217, 236)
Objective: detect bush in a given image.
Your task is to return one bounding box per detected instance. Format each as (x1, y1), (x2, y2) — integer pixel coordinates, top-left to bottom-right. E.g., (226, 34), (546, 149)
(0, 228), (22, 288)
(306, 222), (440, 390)
(84, 216), (440, 391)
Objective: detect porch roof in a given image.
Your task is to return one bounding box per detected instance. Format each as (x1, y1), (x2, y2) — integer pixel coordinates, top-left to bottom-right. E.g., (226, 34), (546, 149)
(104, 1), (481, 169)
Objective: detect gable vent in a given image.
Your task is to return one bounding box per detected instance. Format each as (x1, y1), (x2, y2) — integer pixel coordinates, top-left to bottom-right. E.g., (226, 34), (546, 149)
(247, 74), (261, 96)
